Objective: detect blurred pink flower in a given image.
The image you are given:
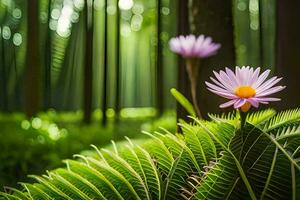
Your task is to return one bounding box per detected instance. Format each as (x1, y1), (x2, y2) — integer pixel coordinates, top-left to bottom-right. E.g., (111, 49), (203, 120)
(206, 66), (286, 112)
(169, 34), (221, 58)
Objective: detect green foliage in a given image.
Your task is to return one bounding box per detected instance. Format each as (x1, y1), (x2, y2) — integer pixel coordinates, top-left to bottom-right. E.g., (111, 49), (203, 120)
(1, 109), (300, 199)
(170, 88), (196, 117)
(0, 111), (176, 190)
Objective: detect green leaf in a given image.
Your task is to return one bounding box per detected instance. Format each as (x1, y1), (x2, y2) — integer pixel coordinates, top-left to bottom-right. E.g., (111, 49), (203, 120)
(264, 108), (300, 132)
(181, 122), (217, 166)
(208, 111), (240, 127)
(170, 88), (196, 117)
(246, 109), (276, 127)
(193, 151), (241, 200)
(66, 160), (124, 200)
(100, 149), (150, 200)
(120, 145), (161, 199)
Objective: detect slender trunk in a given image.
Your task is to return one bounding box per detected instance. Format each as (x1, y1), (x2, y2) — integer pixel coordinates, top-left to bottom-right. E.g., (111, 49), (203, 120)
(259, 0), (276, 71)
(102, 0), (108, 126)
(24, 0), (42, 117)
(44, 0), (52, 109)
(156, 0), (164, 116)
(0, 9), (8, 112)
(176, 0), (191, 123)
(259, 0), (264, 67)
(13, 43), (18, 110)
(276, 0), (300, 109)
(190, 0), (236, 117)
(83, 0), (94, 124)
(1, 25), (8, 112)
(115, 0), (121, 121)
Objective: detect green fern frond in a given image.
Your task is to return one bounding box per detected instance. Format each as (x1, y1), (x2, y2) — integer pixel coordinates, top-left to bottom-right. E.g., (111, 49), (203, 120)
(191, 117), (236, 150)
(65, 159), (124, 199)
(208, 111), (240, 127)
(1, 187), (30, 200)
(193, 121), (300, 200)
(263, 108), (300, 132)
(53, 168), (106, 199)
(142, 132), (174, 174)
(21, 183), (53, 200)
(119, 145), (161, 199)
(240, 124), (300, 199)
(193, 151), (242, 200)
(297, 170), (300, 198)
(246, 109), (276, 127)
(144, 132), (204, 200)
(181, 122), (217, 166)
(99, 149), (150, 200)
(2, 109), (300, 200)
(275, 125), (300, 141)
(84, 157), (142, 200)
(0, 192), (24, 200)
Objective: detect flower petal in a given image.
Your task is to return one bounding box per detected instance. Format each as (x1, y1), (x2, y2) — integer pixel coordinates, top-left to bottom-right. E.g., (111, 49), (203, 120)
(213, 71), (235, 91)
(234, 99), (247, 109)
(219, 99), (238, 108)
(247, 98), (259, 108)
(210, 77), (227, 89)
(225, 67), (239, 87)
(256, 77), (283, 93)
(252, 69), (271, 88)
(253, 97), (281, 102)
(206, 66), (285, 110)
(219, 70), (236, 89)
(205, 81), (233, 94)
(169, 34), (220, 58)
(235, 67), (243, 85)
(207, 88), (237, 99)
(256, 86), (286, 97)
(249, 67), (261, 86)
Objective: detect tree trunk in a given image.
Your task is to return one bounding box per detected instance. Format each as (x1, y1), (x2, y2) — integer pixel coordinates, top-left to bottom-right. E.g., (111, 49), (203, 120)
(24, 0), (42, 117)
(176, 0), (191, 122)
(190, 0), (236, 117)
(156, 0), (164, 116)
(259, 0), (276, 70)
(276, 1), (300, 109)
(1, 26), (8, 112)
(44, 0), (52, 110)
(115, 0), (121, 121)
(1, 9), (8, 112)
(102, 0), (108, 126)
(83, 0), (94, 123)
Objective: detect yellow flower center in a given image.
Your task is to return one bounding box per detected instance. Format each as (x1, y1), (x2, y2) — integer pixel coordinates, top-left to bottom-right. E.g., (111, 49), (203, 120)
(235, 86), (256, 112)
(235, 86), (256, 98)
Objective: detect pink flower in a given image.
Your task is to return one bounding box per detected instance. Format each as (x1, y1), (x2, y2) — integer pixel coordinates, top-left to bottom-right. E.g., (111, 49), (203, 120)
(206, 66), (286, 112)
(169, 34), (221, 58)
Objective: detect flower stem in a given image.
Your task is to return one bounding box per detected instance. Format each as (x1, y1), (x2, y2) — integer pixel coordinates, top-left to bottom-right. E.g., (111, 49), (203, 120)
(240, 110), (247, 128)
(186, 59), (202, 118)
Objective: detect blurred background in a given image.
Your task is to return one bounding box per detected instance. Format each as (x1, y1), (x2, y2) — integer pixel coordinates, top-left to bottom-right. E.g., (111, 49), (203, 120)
(0, 0), (299, 190)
